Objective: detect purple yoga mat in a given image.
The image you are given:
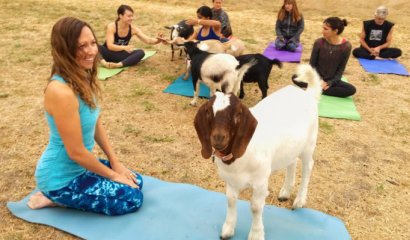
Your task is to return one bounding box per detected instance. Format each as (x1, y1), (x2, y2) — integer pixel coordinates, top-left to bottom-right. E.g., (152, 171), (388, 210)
(263, 42), (302, 63)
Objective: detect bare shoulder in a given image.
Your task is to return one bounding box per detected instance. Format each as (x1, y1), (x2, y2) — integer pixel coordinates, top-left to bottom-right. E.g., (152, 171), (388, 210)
(45, 81), (78, 112)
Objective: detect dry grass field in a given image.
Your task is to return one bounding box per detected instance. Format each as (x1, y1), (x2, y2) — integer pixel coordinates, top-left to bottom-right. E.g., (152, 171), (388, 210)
(1, 0), (409, 239)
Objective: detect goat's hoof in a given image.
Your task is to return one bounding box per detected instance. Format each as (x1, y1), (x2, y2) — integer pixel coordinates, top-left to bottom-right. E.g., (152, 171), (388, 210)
(221, 222), (235, 240)
(292, 197), (306, 209)
(248, 229), (264, 240)
(190, 101), (198, 106)
(220, 236), (231, 240)
(277, 197), (289, 202)
(239, 95), (245, 99)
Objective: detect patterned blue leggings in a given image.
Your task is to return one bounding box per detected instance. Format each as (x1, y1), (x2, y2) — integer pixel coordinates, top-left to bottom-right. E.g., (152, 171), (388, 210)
(43, 160), (143, 216)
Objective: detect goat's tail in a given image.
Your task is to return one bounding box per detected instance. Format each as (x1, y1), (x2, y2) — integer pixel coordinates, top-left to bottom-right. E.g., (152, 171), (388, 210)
(293, 64), (322, 101)
(236, 58), (258, 83)
(270, 58), (283, 69)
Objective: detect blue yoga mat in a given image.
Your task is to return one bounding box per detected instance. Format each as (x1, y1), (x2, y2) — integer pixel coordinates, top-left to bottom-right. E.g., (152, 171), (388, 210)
(8, 176), (350, 240)
(358, 58), (409, 76)
(163, 74), (210, 98)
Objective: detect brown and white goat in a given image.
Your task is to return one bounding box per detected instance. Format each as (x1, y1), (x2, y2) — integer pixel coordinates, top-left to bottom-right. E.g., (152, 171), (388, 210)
(194, 64), (322, 240)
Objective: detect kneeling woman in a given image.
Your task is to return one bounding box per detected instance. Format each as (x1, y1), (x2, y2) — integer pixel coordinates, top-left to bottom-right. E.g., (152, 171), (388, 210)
(28, 17), (143, 216)
(99, 4), (165, 68)
(308, 17), (356, 97)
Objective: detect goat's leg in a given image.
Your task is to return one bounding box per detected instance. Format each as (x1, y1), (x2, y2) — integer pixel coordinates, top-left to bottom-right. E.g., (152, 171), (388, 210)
(278, 161), (297, 201)
(257, 77), (268, 99)
(190, 80), (200, 106)
(183, 59), (191, 80)
(248, 183), (269, 240)
(221, 184), (239, 240)
(293, 152), (314, 209)
(239, 81), (245, 99)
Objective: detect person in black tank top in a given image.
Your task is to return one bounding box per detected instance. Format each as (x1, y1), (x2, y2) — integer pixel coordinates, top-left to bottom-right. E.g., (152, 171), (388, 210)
(352, 6), (402, 60)
(99, 5), (166, 68)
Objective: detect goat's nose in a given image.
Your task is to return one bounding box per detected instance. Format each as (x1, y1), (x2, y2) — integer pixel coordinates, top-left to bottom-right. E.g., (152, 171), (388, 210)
(213, 134), (225, 143)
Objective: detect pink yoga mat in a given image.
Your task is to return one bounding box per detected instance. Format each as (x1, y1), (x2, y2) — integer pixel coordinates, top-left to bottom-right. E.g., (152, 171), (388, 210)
(263, 42), (302, 63)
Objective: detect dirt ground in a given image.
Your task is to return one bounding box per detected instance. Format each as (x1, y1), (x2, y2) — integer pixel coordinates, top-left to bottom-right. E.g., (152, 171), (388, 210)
(0, 0), (409, 239)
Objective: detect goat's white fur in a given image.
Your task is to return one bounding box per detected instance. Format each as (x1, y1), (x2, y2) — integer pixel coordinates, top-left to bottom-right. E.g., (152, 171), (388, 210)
(214, 64), (322, 240)
(169, 37), (246, 80)
(191, 54), (254, 106)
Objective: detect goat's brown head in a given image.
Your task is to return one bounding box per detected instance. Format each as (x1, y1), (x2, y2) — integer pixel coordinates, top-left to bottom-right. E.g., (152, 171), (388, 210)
(194, 92), (258, 163)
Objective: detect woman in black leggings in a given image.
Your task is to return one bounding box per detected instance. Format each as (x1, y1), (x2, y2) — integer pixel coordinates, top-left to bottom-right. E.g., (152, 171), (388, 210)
(99, 5), (165, 68)
(306, 17), (356, 98)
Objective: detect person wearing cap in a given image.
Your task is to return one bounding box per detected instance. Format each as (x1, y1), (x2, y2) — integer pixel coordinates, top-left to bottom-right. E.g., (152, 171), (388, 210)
(352, 6), (402, 60)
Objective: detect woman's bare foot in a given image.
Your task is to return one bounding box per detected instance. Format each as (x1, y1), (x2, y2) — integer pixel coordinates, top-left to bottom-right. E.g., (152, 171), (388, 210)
(100, 59), (123, 69)
(27, 192), (57, 209)
(375, 56), (393, 60)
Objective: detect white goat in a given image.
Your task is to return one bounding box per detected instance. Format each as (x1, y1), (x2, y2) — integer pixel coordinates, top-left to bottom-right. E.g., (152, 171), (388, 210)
(169, 37), (246, 80)
(184, 41), (255, 106)
(194, 64), (322, 240)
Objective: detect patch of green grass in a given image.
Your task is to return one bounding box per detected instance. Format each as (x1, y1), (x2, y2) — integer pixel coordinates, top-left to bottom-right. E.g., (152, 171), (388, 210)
(143, 135), (175, 143)
(123, 124), (142, 136)
(161, 74), (178, 83)
(363, 74), (380, 85)
(0, 93), (9, 98)
(376, 183), (384, 193)
(242, 38), (258, 44)
(133, 85), (154, 97)
(17, 56), (33, 63)
(319, 120), (335, 134)
(141, 101), (157, 112)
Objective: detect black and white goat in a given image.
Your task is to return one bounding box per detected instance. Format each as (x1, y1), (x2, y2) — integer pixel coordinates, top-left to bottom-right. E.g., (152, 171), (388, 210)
(164, 20), (194, 61)
(184, 41), (255, 106)
(236, 54), (282, 99)
(194, 64), (322, 240)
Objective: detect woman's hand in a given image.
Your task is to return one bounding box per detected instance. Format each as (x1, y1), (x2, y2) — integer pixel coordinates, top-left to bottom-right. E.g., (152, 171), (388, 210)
(156, 33), (167, 44)
(112, 162), (139, 188)
(124, 45), (135, 53)
(320, 80), (329, 90)
(111, 172), (138, 188)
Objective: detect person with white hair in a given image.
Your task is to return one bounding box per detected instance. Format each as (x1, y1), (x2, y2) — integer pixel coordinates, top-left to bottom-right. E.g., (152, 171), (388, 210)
(352, 6), (402, 60)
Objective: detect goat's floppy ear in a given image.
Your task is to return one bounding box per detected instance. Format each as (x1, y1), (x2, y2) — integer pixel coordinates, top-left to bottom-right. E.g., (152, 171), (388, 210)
(164, 26), (174, 30)
(231, 100), (258, 159)
(194, 98), (215, 159)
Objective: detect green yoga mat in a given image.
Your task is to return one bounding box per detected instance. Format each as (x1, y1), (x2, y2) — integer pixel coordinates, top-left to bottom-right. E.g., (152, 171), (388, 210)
(318, 77), (361, 121)
(98, 50), (156, 80)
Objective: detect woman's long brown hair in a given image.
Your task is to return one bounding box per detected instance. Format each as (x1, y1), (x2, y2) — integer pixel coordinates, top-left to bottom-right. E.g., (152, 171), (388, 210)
(49, 17), (100, 108)
(277, 0), (302, 23)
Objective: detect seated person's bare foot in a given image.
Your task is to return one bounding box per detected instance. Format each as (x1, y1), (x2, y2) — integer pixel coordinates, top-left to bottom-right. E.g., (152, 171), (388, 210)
(27, 192), (57, 209)
(100, 59), (123, 69)
(375, 56), (393, 60)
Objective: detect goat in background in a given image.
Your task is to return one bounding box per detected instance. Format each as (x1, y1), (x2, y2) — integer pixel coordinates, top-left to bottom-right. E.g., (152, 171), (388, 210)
(194, 64), (322, 240)
(236, 54), (282, 99)
(164, 20), (194, 61)
(183, 41), (255, 106)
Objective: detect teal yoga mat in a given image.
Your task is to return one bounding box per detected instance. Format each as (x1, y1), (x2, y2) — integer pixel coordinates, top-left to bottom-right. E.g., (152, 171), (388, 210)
(8, 176), (350, 240)
(98, 50), (156, 80)
(318, 77), (361, 121)
(163, 74), (210, 98)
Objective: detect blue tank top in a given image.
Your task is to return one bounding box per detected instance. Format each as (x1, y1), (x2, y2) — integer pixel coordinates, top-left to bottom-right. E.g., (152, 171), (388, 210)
(35, 75), (100, 192)
(197, 26), (221, 41)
